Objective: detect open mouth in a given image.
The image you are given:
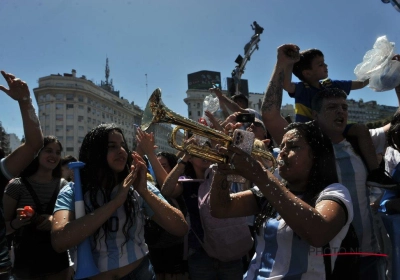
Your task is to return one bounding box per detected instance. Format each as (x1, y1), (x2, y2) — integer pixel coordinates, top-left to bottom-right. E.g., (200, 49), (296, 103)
(334, 118), (344, 125)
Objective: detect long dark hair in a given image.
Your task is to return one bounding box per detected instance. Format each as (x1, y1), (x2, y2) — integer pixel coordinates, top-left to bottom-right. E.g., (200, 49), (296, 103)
(156, 151), (178, 171)
(254, 121), (338, 233)
(79, 123), (135, 248)
(20, 135), (63, 178)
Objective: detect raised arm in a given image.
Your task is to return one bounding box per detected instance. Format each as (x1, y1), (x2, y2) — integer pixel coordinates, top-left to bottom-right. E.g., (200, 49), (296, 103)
(282, 47), (300, 94)
(0, 71), (43, 179)
(209, 87), (247, 114)
(132, 153), (188, 236)
(136, 128), (168, 187)
(161, 153), (189, 198)
(261, 44), (299, 145)
(351, 79), (369, 90)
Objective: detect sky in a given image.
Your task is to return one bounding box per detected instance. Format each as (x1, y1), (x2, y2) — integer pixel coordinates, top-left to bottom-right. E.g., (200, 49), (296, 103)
(0, 0), (400, 139)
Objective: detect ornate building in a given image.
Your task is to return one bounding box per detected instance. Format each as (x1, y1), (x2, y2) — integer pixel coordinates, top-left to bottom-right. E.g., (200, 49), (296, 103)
(33, 62), (142, 158)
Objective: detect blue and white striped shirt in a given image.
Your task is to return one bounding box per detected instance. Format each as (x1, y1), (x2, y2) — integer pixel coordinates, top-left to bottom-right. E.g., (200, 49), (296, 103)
(333, 140), (379, 254)
(245, 183), (353, 280)
(54, 181), (166, 273)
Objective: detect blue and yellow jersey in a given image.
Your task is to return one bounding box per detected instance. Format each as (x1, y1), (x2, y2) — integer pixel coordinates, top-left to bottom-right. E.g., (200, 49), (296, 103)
(288, 79), (352, 122)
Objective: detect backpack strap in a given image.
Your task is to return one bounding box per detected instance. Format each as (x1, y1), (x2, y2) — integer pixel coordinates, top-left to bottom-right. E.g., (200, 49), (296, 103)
(20, 178), (44, 214)
(21, 178), (61, 215)
(45, 179), (63, 214)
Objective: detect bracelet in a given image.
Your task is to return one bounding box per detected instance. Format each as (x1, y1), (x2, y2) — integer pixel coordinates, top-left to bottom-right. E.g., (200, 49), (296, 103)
(10, 219), (19, 231)
(177, 158), (188, 166)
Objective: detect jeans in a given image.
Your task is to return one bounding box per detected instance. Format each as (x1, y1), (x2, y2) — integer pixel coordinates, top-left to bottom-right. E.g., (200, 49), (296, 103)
(120, 256), (155, 280)
(188, 248), (243, 280)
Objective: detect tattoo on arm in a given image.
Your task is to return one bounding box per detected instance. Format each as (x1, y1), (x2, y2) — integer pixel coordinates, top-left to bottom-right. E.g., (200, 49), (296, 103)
(261, 70), (284, 114)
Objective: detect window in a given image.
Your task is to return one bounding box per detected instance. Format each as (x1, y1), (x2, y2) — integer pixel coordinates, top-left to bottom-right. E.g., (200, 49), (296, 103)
(78, 137), (84, 143)
(56, 103), (63, 110)
(197, 111), (201, 117)
(66, 136), (74, 142)
(66, 114), (74, 120)
(55, 83), (64, 87)
(78, 95), (84, 102)
(55, 93), (63, 100)
(78, 105), (84, 110)
(78, 116), (84, 122)
(66, 94), (74, 101)
(88, 117), (91, 123)
(66, 104), (74, 109)
(45, 94), (52, 101)
(78, 126), (84, 131)
(57, 136), (63, 142)
(56, 114), (63, 121)
(87, 107), (91, 113)
(39, 105), (44, 112)
(45, 104), (51, 110)
(56, 125), (63, 131)
(66, 125), (73, 131)
(66, 147), (74, 152)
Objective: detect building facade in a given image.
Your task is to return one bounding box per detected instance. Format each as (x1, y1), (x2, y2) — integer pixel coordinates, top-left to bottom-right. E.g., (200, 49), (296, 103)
(33, 69), (143, 158)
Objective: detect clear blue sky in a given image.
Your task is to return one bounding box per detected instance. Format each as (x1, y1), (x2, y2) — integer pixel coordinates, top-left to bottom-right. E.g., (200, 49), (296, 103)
(1, 0), (399, 139)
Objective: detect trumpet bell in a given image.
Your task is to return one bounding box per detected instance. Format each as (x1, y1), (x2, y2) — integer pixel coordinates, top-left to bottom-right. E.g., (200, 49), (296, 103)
(141, 88), (163, 131)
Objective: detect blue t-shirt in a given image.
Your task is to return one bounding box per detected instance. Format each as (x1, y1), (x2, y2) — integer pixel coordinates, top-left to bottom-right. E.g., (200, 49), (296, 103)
(289, 79), (352, 122)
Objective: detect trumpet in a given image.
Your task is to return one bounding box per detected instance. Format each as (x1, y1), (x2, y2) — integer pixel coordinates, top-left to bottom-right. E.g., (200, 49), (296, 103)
(141, 88), (276, 167)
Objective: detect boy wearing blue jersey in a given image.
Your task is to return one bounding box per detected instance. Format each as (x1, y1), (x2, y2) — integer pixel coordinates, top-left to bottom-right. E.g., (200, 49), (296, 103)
(283, 47), (395, 188)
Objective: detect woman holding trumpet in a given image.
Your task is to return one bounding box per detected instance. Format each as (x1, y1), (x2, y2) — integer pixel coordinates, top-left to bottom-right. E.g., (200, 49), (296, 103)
(51, 124), (188, 280)
(210, 121), (354, 279)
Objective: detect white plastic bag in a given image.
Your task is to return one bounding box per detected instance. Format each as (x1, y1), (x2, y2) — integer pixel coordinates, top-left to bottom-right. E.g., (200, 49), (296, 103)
(201, 94), (220, 126)
(354, 36), (400, 92)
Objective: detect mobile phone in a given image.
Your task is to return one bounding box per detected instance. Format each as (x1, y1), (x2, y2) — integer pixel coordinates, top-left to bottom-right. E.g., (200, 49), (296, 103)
(227, 129), (255, 183)
(236, 113), (255, 123)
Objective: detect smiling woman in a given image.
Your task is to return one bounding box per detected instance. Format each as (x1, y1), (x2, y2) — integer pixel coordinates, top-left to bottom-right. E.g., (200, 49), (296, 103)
(2, 136), (71, 280)
(50, 123), (188, 280)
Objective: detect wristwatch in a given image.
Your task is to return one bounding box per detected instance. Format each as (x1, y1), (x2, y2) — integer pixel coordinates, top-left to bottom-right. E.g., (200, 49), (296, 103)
(177, 158), (188, 166)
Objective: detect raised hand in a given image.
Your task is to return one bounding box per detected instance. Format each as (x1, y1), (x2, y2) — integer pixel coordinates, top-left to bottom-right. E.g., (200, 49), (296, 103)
(136, 128), (157, 156)
(277, 44), (300, 65)
(0, 71), (30, 102)
(131, 152), (149, 195)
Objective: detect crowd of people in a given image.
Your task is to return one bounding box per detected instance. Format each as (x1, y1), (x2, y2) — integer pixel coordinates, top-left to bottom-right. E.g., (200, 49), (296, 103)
(0, 43), (399, 280)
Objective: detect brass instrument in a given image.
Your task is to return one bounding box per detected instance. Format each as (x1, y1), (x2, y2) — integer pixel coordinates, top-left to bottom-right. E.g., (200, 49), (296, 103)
(141, 88), (276, 167)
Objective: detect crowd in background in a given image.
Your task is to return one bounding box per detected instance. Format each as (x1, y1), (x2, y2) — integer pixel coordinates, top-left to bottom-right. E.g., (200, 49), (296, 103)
(0, 44), (399, 280)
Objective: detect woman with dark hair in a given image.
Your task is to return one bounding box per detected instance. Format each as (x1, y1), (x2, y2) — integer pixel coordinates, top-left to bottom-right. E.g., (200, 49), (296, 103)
(3, 136), (71, 279)
(135, 128), (189, 279)
(210, 121), (354, 279)
(51, 123), (188, 280)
